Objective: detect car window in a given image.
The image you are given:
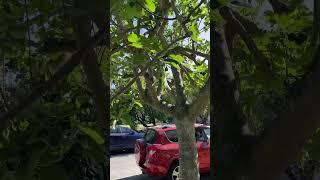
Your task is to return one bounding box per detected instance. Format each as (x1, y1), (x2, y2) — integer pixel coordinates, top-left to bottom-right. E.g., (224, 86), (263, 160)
(144, 130), (157, 144)
(164, 128), (207, 142)
(119, 127), (134, 134)
(203, 128), (210, 139)
(195, 128), (206, 142)
(165, 130), (178, 142)
(110, 127), (119, 133)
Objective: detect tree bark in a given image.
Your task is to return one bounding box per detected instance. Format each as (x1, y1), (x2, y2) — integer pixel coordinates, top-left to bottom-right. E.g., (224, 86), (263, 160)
(211, 26), (245, 180)
(73, 0), (109, 179)
(175, 117), (200, 180)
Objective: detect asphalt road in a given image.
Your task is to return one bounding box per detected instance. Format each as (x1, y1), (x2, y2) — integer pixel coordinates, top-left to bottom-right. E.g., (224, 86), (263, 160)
(110, 151), (210, 180)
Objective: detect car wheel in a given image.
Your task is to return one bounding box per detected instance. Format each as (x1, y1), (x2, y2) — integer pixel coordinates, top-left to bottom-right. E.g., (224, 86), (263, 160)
(167, 162), (179, 180)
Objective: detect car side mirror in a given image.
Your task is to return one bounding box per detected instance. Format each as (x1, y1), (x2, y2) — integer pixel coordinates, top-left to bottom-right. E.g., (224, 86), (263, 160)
(129, 131), (135, 135)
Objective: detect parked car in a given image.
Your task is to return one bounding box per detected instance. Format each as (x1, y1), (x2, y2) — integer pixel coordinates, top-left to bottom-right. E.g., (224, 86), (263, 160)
(110, 126), (145, 152)
(134, 124), (210, 179)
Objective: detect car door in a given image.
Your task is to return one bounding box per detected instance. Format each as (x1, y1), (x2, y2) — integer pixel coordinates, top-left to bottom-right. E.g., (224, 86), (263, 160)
(119, 126), (137, 149)
(201, 127), (210, 168)
(195, 127), (210, 170)
(110, 126), (124, 151)
(114, 126), (131, 149)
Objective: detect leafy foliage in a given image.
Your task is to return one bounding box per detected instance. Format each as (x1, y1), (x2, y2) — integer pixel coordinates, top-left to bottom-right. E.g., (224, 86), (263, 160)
(0, 0), (107, 179)
(110, 0), (210, 125)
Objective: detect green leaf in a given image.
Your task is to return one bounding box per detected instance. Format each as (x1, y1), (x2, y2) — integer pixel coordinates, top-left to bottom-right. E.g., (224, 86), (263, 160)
(141, 36), (162, 51)
(145, 0), (156, 12)
(121, 3), (144, 19)
(128, 33), (143, 48)
(134, 101), (143, 108)
(19, 120), (29, 130)
(131, 42), (143, 48)
(79, 125), (105, 144)
(169, 54), (185, 63)
(111, 0), (122, 11)
(167, 62), (180, 69)
(128, 33), (140, 43)
(190, 24), (200, 41)
(121, 113), (135, 129)
(194, 64), (207, 72)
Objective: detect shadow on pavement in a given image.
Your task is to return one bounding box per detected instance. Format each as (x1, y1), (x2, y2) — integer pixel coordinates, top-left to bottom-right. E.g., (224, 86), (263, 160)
(110, 149), (134, 157)
(117, 173), (210, 180)
(117, 174), (160, 180)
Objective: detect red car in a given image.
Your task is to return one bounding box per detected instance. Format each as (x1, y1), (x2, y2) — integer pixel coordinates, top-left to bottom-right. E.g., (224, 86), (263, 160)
(134, 124), (210, 179)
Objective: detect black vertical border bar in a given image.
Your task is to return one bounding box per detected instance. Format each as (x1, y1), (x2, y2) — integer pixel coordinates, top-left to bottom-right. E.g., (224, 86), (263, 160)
(106, 0), (111, 179)
(210, 0), (216, 178)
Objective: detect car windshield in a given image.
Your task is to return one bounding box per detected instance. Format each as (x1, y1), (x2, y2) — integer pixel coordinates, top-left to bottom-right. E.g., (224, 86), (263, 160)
(119, 126), (134, 133)
(110, 126), (119, 133)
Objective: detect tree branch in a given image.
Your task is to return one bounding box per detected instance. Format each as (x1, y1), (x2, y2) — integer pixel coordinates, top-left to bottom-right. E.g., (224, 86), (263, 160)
(156, 72), (163, 97)
(220, 7), (272, 72)
(173, 46), (209, 59)
(111, 62), (152, 101)
(180, 64), (196, 87)
(111, 34), (189, 101)
(191, 41), (200, 65)
(183, 0), (206, 23)
(134, 69), (175, 116)
(249, 45), (320, 180)
(0, 28), (107, 130)
(230, 8), (264, 35)
(172, 0), (191, 36)
(171, 66), (187, 106)
(268, 0), (292, 14)
(224, 21), (236, 56)
(187, 79), (210, 121)
(144, 68), (159, 103)
(133, 69), (145, 98)
(136, 0), (205, 22)
(73, 0), (109, 134)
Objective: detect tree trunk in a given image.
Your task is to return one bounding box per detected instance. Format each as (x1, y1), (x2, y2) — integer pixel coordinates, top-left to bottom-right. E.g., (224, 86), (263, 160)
(73, 1), (109, 179)
(211, 25), (245, 179)
(175, 117), (200, 180)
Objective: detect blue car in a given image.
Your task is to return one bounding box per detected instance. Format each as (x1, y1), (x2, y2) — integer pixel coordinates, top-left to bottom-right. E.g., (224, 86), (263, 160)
(110, 126), (145, 151)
